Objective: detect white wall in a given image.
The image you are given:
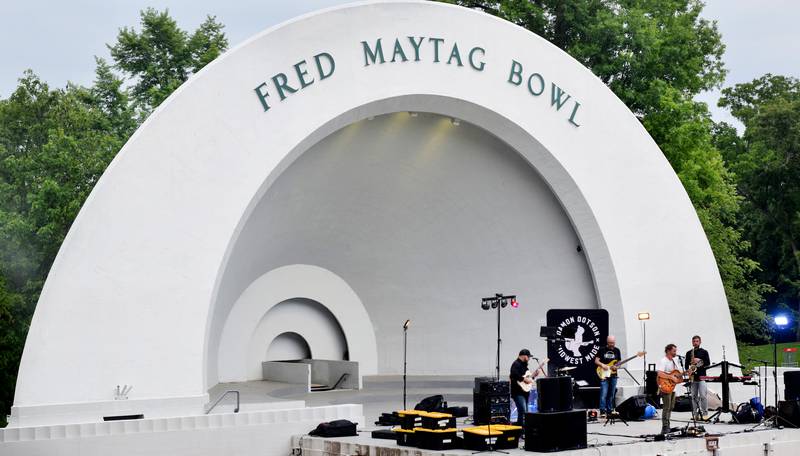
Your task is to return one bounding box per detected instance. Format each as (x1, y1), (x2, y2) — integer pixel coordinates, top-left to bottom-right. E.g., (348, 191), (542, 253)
(215, 113), (595, 376)
(14, 0), (736, 425)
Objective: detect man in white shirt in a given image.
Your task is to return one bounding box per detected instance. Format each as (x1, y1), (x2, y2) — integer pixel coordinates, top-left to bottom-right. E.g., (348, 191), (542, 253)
(657, 344), (683, 434)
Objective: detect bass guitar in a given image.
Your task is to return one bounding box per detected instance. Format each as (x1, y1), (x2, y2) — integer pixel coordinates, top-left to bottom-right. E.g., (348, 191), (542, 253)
(596, 351), (646, 380)
(518, 358), (549, 393)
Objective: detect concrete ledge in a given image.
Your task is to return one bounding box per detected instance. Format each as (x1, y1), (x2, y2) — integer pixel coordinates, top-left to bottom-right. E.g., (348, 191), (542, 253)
(1, 404), (362, 451)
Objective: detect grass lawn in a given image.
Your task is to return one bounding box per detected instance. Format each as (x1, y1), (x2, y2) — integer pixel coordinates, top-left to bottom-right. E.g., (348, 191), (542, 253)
(738, 342), (800, 370)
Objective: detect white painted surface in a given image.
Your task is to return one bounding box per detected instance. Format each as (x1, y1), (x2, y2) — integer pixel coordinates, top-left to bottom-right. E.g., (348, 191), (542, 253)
(219, 265), (377, 382)
(14, 0), (736, 426)
(2, 404), (362, 455)
(266, 332), (313, 361)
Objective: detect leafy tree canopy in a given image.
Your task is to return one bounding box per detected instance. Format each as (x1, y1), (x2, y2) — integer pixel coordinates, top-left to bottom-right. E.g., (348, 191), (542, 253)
(109, 8), (228, 111)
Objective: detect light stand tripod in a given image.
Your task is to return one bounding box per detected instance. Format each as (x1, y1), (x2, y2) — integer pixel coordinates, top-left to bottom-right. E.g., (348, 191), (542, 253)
(476, 293), (518, 454)
(403, 319), (410, 410)
(480, 293), (518, 381)
(751, 316), (792, 429)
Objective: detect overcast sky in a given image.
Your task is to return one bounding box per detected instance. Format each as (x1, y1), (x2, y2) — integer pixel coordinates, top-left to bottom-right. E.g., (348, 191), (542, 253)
(1, 1), (797, 126)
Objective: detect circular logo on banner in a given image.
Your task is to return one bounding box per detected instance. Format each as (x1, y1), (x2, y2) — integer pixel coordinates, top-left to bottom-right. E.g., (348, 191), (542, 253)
(555, 315), (601, 365)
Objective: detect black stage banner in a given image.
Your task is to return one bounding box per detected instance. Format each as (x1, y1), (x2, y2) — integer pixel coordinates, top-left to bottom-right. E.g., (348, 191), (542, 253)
(546, 309), (609, 387)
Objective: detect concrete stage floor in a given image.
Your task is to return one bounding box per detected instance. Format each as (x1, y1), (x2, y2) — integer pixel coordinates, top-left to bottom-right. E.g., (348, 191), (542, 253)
(209, 375), (800, 454)
(293, 413), (800, 455)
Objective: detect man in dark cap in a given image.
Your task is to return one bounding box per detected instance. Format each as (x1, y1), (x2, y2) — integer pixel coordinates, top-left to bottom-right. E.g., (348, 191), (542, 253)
(510, 349), (534, 426)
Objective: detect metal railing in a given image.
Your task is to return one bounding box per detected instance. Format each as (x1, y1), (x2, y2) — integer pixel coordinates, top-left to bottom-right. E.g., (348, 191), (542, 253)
(205, 390), (240, 414)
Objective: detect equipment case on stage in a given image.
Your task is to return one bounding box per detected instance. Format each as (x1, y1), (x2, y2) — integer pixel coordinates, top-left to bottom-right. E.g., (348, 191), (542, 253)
(395, 409), (425, 430)
(419, 411), (456, 430)
(462, 424), (522, 450)
(393, 427), (417, 446)
(415, 428), (459, 451)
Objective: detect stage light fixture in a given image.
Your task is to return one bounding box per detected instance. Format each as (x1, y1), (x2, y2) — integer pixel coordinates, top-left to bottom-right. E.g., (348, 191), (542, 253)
(637, 312), (651, 321)
(501, 299), (508, 308)
(403, 319), (411, 329)
(511, 298), (518, 308)
(409, 111), (419, 117)
(451, 117), (461, 126)
(481, 300), (490, 310)
(491, 299), (499, 309)
(775, 315), (789, 327)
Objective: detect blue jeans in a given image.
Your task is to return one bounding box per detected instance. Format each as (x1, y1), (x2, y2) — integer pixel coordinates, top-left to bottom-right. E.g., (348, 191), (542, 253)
(512, 394), (528, 426)
(599, 377), (617, 413)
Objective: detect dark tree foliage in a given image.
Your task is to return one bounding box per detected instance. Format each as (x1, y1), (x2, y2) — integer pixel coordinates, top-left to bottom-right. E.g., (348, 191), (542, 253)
(442, 0), (770, 341)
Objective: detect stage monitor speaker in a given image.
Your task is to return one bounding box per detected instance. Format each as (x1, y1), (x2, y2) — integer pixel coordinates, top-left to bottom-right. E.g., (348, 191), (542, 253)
(524, 410), (587, 452)
(536, 376), (573, 413)
(778, 400), (800, 428)
(784, 371), (800, 401)
(616, 395), (647, 420)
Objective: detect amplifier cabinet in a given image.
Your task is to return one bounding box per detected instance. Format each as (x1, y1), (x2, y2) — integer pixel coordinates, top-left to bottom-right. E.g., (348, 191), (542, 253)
(474, 377), (510, 395)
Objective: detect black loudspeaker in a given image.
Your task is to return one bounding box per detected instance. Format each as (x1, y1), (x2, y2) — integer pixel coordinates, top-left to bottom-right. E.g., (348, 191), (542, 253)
(645, 370), (659, 399)
(778, 400), (800, 428)
(674, 394), (693, 412)
(616, 395), (647, 420)
(536, 377), (573, 413)
(784, 371), (800, 401)
(573, 386), (600, 409)
(524, 410), (587, 452)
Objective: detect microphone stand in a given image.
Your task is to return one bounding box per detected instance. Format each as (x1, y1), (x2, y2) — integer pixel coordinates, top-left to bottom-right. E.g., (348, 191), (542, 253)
(403, 320), (410, 410)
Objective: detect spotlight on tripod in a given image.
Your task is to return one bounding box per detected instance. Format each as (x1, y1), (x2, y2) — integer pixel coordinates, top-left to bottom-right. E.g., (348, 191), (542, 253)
(481, 293), (518, 380)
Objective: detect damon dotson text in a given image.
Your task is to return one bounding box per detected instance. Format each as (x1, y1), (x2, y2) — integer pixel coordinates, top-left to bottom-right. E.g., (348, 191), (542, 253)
(253, 36), (582, 127)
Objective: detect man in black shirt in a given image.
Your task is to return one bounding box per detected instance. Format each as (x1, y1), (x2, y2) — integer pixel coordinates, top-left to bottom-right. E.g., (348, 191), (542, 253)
(510, 349), (533, 426)
(594, 335), (622, 417)
(684, 335), (711, 419)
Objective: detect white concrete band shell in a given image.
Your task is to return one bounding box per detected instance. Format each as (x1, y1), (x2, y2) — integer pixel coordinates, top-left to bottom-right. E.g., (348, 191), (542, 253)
(13, 0), (737, 427)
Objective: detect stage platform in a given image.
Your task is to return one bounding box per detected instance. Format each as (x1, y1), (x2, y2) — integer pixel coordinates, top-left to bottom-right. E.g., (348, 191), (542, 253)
(293, 411), (800, 455)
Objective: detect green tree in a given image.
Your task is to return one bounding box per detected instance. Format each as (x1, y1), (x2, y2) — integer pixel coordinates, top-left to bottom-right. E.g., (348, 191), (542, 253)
(444, 0), (769, 341)
(0, 70), (135, 424)
(0, 10), (226, 425)
(109, 8), (228, 111)
(718, 75), (800, 339)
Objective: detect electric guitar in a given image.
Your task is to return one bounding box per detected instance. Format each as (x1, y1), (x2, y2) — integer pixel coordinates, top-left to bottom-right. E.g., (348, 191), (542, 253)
(518, 358), (549, 393)
(596, 351), (646, 380)
(657, 364), (698, 394)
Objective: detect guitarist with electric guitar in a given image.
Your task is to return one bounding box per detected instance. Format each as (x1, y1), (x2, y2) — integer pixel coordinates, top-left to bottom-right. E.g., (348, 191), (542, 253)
(594, 335), (646, 417)
(509, 349), (548, 426)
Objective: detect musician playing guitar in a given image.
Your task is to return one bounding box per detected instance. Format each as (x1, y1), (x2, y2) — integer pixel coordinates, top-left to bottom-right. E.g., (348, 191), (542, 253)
(657, 344), (683, 434)
(509, 349), (546, 427)
(594, 336), (646, 418)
